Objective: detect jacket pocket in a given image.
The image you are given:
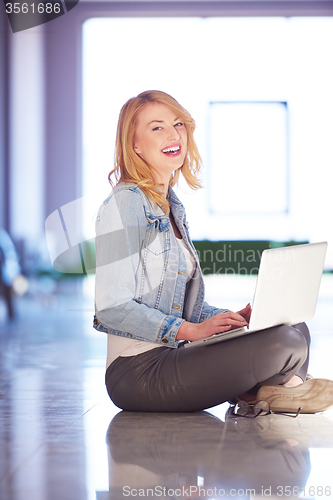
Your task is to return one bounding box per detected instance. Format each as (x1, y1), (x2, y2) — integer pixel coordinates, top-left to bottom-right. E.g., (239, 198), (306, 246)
(145, 221), (171, 256)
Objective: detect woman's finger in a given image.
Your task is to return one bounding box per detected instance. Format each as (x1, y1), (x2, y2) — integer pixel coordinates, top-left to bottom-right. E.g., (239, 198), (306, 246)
(237, 304), (251, 316)
(218, 318), (247, 326)
(218, 311), (248, 323)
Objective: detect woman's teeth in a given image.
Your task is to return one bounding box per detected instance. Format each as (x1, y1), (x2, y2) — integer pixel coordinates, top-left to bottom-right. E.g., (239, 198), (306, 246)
(162, 146), (180, 154)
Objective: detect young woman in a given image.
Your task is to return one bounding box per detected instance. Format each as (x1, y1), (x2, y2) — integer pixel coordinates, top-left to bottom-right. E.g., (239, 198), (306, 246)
(94, 90), (333, 413)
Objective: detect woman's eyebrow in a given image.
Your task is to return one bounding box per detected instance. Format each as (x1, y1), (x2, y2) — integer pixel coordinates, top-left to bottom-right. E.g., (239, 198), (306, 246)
(147, 119), (164, 126)
(147, 117), (180, 126)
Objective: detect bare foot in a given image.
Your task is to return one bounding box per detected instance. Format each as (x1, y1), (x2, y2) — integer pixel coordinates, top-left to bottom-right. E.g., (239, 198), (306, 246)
(284, 375), (303, 387)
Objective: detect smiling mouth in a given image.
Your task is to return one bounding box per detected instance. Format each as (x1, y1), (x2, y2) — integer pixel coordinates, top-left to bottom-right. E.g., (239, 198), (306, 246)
(162, 145), (181, 156)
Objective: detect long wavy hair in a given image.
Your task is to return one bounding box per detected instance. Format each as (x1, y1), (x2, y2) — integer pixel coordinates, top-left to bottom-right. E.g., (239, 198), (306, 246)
(108, 90), (202, 213)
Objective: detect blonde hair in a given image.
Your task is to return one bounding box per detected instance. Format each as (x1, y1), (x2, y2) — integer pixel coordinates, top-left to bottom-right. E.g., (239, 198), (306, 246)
(108, 90), (202, 213)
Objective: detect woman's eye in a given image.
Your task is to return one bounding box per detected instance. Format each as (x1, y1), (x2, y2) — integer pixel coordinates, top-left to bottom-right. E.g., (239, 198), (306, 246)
(175, 122), (184, 127)
(152, 126), (162, 131)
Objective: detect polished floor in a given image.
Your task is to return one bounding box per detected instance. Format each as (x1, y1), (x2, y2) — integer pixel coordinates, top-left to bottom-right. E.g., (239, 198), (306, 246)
(0, 274), (333, 500)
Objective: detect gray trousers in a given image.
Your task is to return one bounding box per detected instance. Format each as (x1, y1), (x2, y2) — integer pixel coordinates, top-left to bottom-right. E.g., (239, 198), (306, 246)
(105, 323), (310, 412)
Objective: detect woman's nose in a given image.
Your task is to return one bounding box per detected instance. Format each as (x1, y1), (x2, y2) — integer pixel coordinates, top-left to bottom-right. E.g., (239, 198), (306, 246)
(167, 126), (181, 141)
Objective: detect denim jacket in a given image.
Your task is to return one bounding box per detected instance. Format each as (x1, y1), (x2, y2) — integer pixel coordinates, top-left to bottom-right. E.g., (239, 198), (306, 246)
(93, 182), (228, 348)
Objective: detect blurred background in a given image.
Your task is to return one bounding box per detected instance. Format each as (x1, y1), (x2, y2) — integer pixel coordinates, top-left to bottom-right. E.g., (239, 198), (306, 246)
(1, 0), (333, 321)
(1, 3), (333, 500)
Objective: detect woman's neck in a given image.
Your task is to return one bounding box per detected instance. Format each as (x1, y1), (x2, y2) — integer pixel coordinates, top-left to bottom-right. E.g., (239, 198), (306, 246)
(151, 170), (172, 200)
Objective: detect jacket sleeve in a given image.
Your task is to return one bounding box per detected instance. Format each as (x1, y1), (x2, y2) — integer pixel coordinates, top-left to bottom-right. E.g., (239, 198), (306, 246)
(94, 188), (183, 347)
(198, 302), (230, 323)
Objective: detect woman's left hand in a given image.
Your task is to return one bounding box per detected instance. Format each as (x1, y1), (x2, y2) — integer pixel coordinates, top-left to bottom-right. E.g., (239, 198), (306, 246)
(236, 303), (252, 324)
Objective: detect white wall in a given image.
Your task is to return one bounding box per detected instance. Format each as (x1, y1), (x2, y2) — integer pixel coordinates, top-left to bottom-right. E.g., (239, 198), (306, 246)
(9, 25), (45, 240)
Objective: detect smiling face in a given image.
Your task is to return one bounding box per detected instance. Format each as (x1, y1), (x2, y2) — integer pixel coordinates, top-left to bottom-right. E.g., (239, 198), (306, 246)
(133, 102), (188, 186)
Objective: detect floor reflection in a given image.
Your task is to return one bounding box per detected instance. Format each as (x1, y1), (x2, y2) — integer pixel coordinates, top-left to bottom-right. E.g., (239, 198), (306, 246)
(101, 410), (324, 499)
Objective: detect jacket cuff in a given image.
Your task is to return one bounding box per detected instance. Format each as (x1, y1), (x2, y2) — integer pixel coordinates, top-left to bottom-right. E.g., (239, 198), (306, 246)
(200, 307), (230, 322)
(157, 316), (184, 348)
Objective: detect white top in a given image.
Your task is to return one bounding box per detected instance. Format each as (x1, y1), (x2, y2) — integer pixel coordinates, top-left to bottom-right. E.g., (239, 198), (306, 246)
(177, 237), (197, 282)
(106, 237), (196, 368)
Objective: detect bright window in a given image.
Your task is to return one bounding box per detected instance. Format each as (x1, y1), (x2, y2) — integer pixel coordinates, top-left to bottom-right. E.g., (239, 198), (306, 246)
(82, 17), (333, 267)
(208, 101), (288, 215)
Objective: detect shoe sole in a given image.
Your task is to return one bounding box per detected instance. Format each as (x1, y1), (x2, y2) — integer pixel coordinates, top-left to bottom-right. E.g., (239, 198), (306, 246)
(257, 378), (333, 413)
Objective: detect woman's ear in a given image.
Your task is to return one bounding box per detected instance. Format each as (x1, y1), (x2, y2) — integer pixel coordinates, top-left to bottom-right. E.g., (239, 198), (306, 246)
(133, 144), (141, 156)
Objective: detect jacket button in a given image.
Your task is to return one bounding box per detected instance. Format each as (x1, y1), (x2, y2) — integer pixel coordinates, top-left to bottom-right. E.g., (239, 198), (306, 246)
(162, 338), (168, 344)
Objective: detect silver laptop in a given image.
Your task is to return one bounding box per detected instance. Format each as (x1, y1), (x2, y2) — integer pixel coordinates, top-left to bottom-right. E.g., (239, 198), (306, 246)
(184, 241), (327, 349)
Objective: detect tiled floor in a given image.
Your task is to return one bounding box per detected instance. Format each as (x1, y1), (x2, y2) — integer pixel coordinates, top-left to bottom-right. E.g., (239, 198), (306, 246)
(0, 274), (332, 500)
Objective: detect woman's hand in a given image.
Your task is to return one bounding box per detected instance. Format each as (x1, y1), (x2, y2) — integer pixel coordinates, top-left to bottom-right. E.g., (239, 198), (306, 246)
(236, 303), (252, 324)
(176, 310), (249, 342)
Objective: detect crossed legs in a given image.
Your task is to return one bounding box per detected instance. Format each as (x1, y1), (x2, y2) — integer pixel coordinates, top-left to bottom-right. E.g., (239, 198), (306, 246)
(106, 323), (310, 412)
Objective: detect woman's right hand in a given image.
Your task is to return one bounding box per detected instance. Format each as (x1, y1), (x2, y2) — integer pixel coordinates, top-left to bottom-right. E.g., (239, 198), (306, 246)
(176, 311), (248, 342)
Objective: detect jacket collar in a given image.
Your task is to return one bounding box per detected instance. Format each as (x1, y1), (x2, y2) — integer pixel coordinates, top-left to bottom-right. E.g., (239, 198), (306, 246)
(167, 185), (183, 208)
